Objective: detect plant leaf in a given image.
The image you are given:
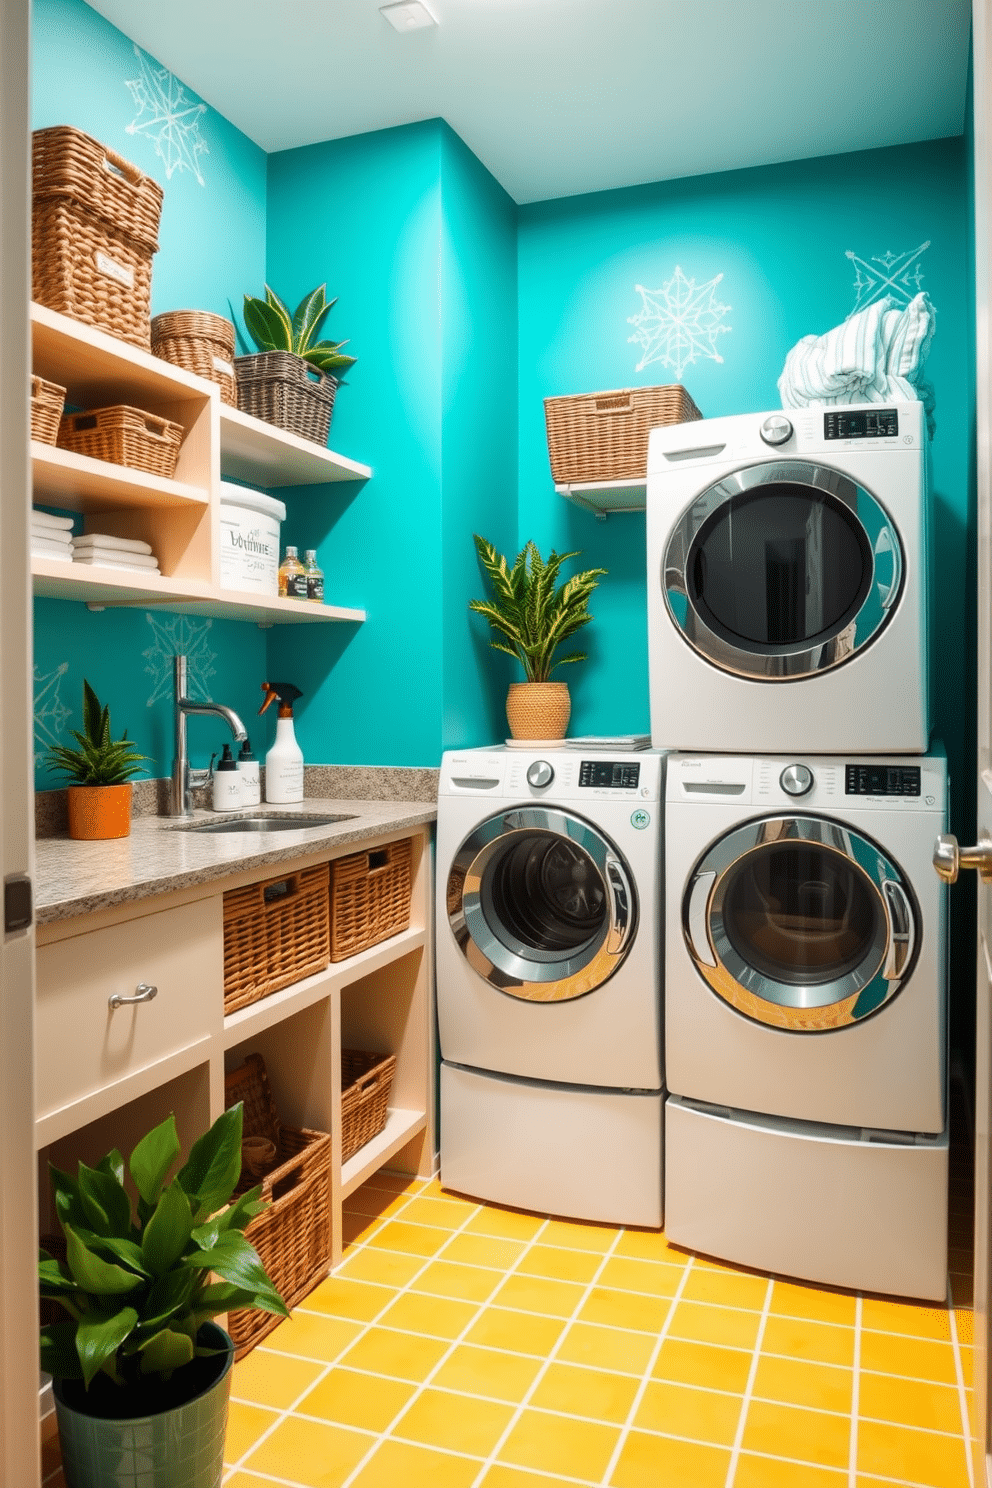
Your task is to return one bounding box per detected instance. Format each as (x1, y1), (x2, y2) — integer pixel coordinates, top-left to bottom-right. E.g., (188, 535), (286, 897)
(135, 1267), (196, 1334)
(139, 1326), (196, 1376)
(291, 284), (330, 355)
(40, 1320), (83, 1381)
(77, 1161), (132, 1237)
(39, 1251), (79, 1296)
(141, 1179), (194, 1277)
(50, 1164), (89, 1233)
(243, 296), (289, 353)
(263, 284), (294, 342)
(75, 1305), (138, 1388)
(175, 1104), (243, 1223)
(64, 1225), (144, 1295)
(96, 1149), (125, 1188)
(130, 1113), (181, 1208)
(191, 1183), (265, 1247)
(185, 1231), (288, 1317)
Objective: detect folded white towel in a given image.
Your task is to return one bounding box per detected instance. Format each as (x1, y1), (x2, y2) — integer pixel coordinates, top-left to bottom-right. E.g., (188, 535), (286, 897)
(72, 554), (161, 574)
(72, 533), (155, 556)
(31, 525), (72, 545)
(30, 509), (75, 532)
(778, 292), (936, 437)
(32, 534), (75, 556)
(31, 545), (73, 564)
(73, 548), (160, 570)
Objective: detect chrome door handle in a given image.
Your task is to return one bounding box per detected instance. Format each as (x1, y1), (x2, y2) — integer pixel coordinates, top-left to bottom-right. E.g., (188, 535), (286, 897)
(686, 871), (718, 968)
(605, 854), (634, 956)
(933, 833), (992, 884)
(881, 879), (915, 980)
(108, 982), (158, 1010)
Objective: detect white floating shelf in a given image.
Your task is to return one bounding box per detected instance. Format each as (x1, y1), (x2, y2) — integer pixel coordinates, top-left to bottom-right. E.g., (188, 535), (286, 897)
(555, 478), (647, 515)
(220, 404), (372, 488)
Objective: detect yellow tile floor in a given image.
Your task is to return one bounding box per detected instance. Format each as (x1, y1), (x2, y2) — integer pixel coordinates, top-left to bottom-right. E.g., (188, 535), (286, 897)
(42, 1149), (977, 1488)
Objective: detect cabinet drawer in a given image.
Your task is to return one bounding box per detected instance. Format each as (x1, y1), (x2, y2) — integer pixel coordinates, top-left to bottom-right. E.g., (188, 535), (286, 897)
(36, 898), (221, 1126)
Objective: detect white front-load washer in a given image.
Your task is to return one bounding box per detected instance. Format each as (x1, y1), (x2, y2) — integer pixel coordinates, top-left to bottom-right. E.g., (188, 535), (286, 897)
(645, 402), (929, 754)
(436, 745), (664, 1226)
(663, 749), (949, 1298)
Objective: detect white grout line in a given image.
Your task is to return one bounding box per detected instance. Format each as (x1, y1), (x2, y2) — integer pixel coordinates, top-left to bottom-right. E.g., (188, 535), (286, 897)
(723, 1275), (774, 1488)
(594, 1256), (696, 1486)
(848, 1292), (862, 1488)
(947, 1274), (975, 1488)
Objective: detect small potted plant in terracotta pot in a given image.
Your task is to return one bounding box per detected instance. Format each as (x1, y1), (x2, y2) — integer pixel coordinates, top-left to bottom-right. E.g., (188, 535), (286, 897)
(470, 534), (606, 741)
(44, 679), (149, 840)
(40, 1104), (287, 1488)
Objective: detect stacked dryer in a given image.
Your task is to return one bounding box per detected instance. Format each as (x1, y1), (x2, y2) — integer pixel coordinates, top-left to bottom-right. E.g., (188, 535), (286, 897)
(646, 401), (949, 1299)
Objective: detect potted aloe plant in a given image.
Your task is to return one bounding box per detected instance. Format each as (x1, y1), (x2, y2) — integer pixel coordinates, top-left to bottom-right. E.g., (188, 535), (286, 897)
(44, 679), (149, 840)
(238, 284), (356, 446)
(40, 1105), (287, 1488)
(470, 534), (607, 741)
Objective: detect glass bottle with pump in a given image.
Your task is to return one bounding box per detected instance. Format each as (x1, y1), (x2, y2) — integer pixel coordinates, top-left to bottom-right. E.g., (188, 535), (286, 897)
(278, 545), (307, 599)
(303, 549), (324, 604)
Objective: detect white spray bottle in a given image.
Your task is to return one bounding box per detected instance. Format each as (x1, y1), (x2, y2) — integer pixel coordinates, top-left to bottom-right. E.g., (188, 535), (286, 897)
(259, 681), (304, 804)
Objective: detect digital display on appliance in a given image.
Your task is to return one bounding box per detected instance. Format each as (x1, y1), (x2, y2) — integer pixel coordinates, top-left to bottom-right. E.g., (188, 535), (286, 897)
(824, 409), (898, 440)
(845, 764), (921, 796)
(579, 761), (641, 789)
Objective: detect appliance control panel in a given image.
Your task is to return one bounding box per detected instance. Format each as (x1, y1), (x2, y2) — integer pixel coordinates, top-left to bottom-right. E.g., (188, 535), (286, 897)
(824, 409), (898, 440)
(845, 764), (921, 797)
(579, 760), (641, 790)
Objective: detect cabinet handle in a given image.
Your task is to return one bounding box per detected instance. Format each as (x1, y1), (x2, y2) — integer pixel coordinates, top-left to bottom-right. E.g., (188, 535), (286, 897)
(108, 982), (158, 1010)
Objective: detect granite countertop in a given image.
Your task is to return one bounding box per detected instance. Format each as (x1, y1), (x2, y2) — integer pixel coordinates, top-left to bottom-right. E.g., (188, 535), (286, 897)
(34, 797), (437, 926)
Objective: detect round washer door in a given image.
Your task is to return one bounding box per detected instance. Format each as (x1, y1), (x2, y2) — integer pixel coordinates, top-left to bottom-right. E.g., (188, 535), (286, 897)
(446, 807), (637, 1002)
(683, 814), (918, 1031)
(663, 459), (903, 681)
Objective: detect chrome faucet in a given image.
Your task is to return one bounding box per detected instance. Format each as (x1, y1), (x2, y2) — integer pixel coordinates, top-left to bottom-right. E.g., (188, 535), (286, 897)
(171, 655), (248, 817)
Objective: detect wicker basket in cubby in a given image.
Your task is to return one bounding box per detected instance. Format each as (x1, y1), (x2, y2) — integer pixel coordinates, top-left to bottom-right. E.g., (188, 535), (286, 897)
(57, 404), (184, 479)
(341, 1049), (397, 1164)
(30, 375), (66, 445)
(330, 838), (413, 962)
(223, 862), (330, 1014)
(544, 383), (702, 485)
(224, 1052), (332, 1358)
(152, 310), (237, 406)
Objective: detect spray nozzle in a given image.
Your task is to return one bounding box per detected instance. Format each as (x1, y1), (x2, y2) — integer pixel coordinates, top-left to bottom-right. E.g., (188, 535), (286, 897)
(259, 681), (303, 720)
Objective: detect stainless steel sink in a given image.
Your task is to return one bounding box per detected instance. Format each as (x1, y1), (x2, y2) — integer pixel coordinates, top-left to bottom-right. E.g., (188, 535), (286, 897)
(172, 813), (356, 834)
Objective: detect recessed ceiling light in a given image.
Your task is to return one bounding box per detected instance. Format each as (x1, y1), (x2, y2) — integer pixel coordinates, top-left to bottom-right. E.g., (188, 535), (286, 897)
(379, 1), (438, 31)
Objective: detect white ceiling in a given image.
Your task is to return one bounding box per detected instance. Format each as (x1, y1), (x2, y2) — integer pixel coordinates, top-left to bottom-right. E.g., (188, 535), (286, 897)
(85, 0), (971, 205)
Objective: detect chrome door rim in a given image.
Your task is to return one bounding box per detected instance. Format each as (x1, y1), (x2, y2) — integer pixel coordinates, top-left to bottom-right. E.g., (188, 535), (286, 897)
(662, 460), (903, 681)
(683, 813), (918, 1030)
(447, 807), (638, 1003)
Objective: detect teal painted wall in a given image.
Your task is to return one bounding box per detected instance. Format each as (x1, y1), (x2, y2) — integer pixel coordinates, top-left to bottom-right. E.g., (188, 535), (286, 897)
(517, 137), (971, 799)
(31, 0), (269, 786)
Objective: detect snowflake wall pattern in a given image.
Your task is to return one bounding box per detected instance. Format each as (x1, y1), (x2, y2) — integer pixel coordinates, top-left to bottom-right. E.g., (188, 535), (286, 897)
(143, 614), (216, 706)
(846, 242), (929, 316)
(34, 662), (70, 767)
(628, 267), (731, 381)
(126, 46), (208, 186)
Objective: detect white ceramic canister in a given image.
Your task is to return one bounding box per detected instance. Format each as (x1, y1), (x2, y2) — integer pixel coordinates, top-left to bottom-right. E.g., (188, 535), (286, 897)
(219, 483), (287, 595)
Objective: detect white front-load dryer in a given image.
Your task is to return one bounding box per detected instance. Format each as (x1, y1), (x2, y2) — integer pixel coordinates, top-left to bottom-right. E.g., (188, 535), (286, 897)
(663, 750), (949, 1298)
(436, 745), (665, 1226)
(646, 402), (929, 754)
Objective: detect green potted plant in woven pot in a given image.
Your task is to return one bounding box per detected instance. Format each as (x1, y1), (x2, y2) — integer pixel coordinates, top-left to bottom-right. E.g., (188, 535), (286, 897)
(44, 679), (149, 841)
(40, 1104), (287, 1488)
(238, 284), (356, 446)
(470, 534), (607, 741)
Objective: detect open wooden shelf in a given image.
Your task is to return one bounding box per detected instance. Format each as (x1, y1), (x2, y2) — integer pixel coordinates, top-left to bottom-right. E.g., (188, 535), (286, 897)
(32, 442), (209, 513)
(342, 1109), (428, 1198)
(220, 404), (372, 488)
(31, 301), (213, 409)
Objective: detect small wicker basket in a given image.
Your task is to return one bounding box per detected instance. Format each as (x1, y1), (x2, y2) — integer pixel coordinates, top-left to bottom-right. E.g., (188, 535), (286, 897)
(32, 126), (164, 350)
(223, 863), (330, 1014)
(544, 384), (702, 485)
(30, 375), (66, 445)
(225, 1052), (332, 1358)
(330, 838), (413, 962)
(57, 405), (184, 480)
(341, 1049), (397, 1164)
(234, 351), (337, 445)
(152, 310), (237, 406)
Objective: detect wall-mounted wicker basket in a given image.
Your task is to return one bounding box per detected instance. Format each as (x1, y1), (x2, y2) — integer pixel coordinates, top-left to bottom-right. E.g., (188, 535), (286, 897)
(544, 384), (702, 485)
(223, 863), (330, 1014)
(152, 310), (237, 406)
(234, 351), (337, 446)
(341, 1049), (397, 1164)
(57, 405), (184, 480)
(224, 1052), (332, 1358)
(32, 125), (163, 351)
(30, 375), (66, 445)
(330, 838), (413, 962)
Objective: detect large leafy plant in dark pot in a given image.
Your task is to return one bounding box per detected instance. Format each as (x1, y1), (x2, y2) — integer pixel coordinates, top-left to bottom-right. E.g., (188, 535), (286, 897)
(40, 1105), (288, 1488)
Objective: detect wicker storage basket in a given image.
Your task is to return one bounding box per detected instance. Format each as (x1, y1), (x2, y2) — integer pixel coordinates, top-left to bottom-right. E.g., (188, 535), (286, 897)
(223, 863), (330, 1014)
(225, 1052), (332, 1358)
(152, 310), (237, 406)
(32, 126), (164, 350)
(341, 1049), (397, 1164)
(544, 384), (703, 484)
(234, 351), (337, 445)
(57, 405), (184, 480)
(330, 838), (413, 962)
(30, 375), (66, 444)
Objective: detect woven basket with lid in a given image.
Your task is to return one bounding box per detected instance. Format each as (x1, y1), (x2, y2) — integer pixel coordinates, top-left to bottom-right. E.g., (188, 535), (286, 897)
(152, 310), (237, 406)
(32, 126), (164, 350)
